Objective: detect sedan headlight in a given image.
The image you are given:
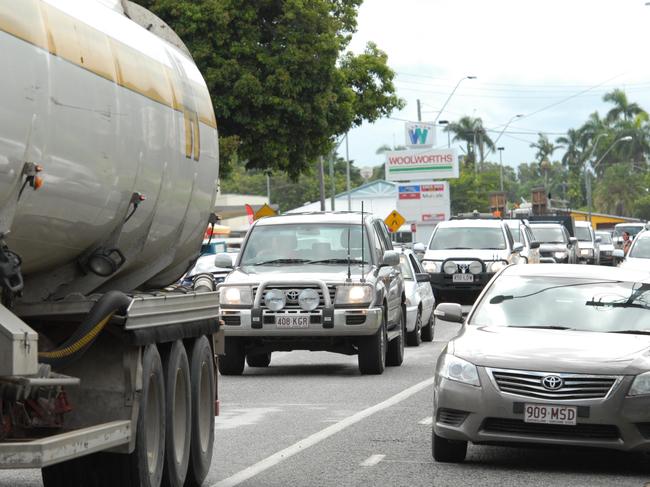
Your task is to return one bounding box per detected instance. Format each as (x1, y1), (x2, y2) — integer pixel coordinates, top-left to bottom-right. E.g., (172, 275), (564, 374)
(335, 284), (373, 306)
(629, 372), (650, 396)
(489, 260), (508, 273)
(422, 260), (439, 273)
(554, 251), (568, 260)
(438, 354), (480, 387)
(219, 286), (253, 306)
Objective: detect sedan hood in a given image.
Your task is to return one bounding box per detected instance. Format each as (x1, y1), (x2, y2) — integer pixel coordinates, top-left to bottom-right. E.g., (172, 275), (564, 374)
(225, 264), (373, 285)
(451, 326), (650, 375)
(424, 249), (510, 261)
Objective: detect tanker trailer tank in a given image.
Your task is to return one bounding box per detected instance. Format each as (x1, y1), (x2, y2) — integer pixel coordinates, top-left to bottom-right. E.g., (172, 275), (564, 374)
(0, 1), (222, 485)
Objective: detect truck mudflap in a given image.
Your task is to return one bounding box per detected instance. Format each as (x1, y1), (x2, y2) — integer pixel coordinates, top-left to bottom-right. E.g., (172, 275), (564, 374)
(0, 420), (131, 469)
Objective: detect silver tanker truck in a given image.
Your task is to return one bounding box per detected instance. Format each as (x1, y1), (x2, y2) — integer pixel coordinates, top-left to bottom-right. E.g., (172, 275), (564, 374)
(0, 1), (221, 486)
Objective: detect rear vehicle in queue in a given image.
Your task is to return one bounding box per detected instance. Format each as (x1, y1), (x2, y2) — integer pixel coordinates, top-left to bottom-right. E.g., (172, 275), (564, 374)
(529, 222), (578, 264)
(596, 230), (616, 266)
(432, 264), (650, 463)
(398, 248), (435, 345)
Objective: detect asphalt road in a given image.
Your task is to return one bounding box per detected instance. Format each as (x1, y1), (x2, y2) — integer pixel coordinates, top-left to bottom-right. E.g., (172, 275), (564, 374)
(2, 320), (650, 486)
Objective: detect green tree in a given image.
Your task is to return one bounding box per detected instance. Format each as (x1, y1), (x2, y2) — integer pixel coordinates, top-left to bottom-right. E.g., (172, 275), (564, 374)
(445, 116), (494, 167)
(603, 88), (645, 124)
(134, 0), (404, 177)
(556, 128), (585, 207)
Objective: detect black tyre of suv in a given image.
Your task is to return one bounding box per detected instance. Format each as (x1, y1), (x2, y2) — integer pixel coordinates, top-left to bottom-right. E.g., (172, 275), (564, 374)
(218, 337), (245, 375)
(358, 311), (387, 375)
(421, 312), (434, 342)
(246, 352), (271, 367)
(406, 308), (422, 346)
(386, 306), (405, 366)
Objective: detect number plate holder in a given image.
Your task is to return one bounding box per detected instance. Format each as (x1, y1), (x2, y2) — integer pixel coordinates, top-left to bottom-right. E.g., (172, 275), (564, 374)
(452, 274), (474, 283)
(275, 314), (310, 329)
(524, 403), (577, 425)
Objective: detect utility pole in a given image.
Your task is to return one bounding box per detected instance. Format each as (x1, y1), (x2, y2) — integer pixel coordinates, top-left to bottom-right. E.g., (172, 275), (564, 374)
(498, 147), (505, 192)
(417, 99), (422, 122)
(345, 133), (351, 211)
(318, 156), (326, 211)
(329, 153), (335, 211)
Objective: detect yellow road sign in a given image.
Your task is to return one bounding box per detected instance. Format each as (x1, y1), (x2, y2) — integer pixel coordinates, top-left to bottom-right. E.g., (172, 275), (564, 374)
(253, 203), (277, 220)
(384, 210), (406, 233)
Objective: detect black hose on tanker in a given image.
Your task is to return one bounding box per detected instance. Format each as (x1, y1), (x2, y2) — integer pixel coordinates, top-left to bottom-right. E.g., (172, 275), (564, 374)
(38, 291), (132, 368)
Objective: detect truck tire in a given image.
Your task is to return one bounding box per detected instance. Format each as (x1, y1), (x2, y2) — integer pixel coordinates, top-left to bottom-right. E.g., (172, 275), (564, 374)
(421, 313), (434, 342)
(406, 309), (422, 346)
(358, 313), (386, 375)
(218, 337), (245, 375)
(386, 307), (405, 366)
(247, 352), (271, 367)
(185, 336), (215, 487)
(162, 341), (191, 487)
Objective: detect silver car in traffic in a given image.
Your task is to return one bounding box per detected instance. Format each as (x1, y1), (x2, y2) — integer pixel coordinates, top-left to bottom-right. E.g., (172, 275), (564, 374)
(432, 264), (650, 462)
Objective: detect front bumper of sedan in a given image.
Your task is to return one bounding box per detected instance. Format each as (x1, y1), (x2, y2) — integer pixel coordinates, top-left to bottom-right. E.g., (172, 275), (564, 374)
(434, 367), (650, 451)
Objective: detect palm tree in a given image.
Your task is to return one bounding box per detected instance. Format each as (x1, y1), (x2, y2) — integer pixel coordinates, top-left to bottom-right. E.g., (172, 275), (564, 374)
(445, 116), (494, 168)
(530, 133), (559, 163)
(603, 89), (645, 124)
(556, 129), (585, 207)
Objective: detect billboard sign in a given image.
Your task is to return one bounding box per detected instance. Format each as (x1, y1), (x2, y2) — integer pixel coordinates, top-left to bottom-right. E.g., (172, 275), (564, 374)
(396, 181), (450, 224)
(385, 149), (458, 181)
(405, 122), (436, 147)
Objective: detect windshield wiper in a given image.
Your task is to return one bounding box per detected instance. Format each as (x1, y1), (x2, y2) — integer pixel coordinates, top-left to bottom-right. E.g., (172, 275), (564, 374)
(607, 330), (650, 335)
(585, 300), (650, 311)
(250, 258), (311, 265)
(307, 258), (368, 264)
(445, 247), (472, 250)
(508, 325), (572, 330)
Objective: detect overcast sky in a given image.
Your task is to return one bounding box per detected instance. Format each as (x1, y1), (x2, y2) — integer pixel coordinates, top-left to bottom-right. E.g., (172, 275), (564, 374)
(339, 0), (650, 172)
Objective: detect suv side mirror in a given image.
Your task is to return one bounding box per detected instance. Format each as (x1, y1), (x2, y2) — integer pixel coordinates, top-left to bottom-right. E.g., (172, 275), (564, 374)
(529, 241), (540, 249)
(512, 242), (524, 253)
(433, 303), (463, 324)
(214, 253), (234, 269)
(381, 250), (400, 267)
(595, 236), (602, 243)
(416, 273), (430, 283)
(569, 237), (578, 246)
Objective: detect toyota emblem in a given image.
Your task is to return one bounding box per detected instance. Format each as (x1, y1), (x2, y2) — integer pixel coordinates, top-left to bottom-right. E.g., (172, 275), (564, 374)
(285, 290), (300, 302)
(541, 375), (563, 390)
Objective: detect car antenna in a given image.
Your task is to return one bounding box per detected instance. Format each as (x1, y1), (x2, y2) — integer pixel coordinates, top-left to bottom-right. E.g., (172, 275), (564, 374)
(346, 226), (352, 282)
(360, 201), (365, 283)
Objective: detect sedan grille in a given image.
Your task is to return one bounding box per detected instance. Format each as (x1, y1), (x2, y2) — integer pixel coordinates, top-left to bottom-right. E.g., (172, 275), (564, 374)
(489, 369), (619, 400)
(482, 418), (620, 441)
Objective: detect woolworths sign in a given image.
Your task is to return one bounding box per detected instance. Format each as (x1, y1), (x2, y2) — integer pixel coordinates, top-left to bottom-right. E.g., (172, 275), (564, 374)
(385, 149), (459, 181)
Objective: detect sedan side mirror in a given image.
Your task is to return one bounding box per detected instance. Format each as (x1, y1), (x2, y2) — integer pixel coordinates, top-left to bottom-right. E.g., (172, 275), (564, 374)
(214, 253), (234, 269)
(434, 303), (463, 324)
(413, 242), (426, 254)
(381, 250), (400, 267)
(513, 242), (524, 253)
(529, 241), (541, 249)
(415, 273), (430, 283)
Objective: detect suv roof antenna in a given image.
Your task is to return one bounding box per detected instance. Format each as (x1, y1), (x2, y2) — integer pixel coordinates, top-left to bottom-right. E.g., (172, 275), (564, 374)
(360, 201), (365, 283)
(346, 226), (352, 282)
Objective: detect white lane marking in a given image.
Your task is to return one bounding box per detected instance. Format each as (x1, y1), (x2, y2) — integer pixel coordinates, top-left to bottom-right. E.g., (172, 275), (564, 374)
(211, 376), (435, 487)
(418, 416), (433, 425)
(360, 454), (385, 467)
(214, 407), (281, 430)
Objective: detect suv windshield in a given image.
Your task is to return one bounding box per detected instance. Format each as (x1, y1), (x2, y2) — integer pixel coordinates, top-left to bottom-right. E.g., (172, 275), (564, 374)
(629, 238), (650, 259)
(575, 226), (592, 242)
(597, 233), (613, 244)
(429, 226), (506, 250)
(240, 223), (372, 266)
(506, 223), (521, 242)
(470, 276), (650, 333)
(614, 225), (644, 237)
(531, 226), (566, 244)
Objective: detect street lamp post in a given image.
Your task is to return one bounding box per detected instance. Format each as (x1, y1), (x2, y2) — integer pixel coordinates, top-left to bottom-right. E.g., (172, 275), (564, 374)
(492, 114), (523, 149)
(433, 75), (476, 125)
(585, 135), (633, 223)
(498, 147), (505, 192)
(438, 120), (450, 148)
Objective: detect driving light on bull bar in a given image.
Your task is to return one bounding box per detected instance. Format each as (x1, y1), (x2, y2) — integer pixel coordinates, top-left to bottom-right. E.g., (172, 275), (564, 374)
(468, 261), (483, 275)
(264, 289), (286, 311)
(335, 285), (373, 305)
(438, 353), (480, 387)
(442, 261), (458, 275)
(298, 288), (319, 311)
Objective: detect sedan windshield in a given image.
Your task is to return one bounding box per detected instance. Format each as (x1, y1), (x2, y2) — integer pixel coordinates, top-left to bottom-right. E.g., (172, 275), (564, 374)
(596, 233), (613, 244)
(629, 238), (650, 259)
(614, 226), (644, 237)
(429, 227), (505, 250)
(470, 275), (650, 333)
(574, 226), (592, 242)
(531, 226), (566, 244)
(240, 223), (372, 266)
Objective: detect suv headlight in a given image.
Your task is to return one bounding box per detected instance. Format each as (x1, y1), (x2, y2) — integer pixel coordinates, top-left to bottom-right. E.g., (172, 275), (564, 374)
(629, 372), (650, 396)
(335, 284), (373, 306)
(489, 260), (508, 273)
(438, 354), (480, 386)
(219, 286), (253, 306)
(554, 251), (568, 260)
(422, 260), (439, 273)
(580, 249), (594, 257)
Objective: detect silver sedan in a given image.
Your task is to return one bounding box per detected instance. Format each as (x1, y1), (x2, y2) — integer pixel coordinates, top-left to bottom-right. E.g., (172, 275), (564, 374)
(432, 264), (650, 462)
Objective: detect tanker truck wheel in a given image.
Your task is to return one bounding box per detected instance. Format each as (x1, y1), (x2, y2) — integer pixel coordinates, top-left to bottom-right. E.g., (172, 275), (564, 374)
(185, 336), (215, 487)
(161, 341), (192, 487)
(218, 337), (245, 375)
